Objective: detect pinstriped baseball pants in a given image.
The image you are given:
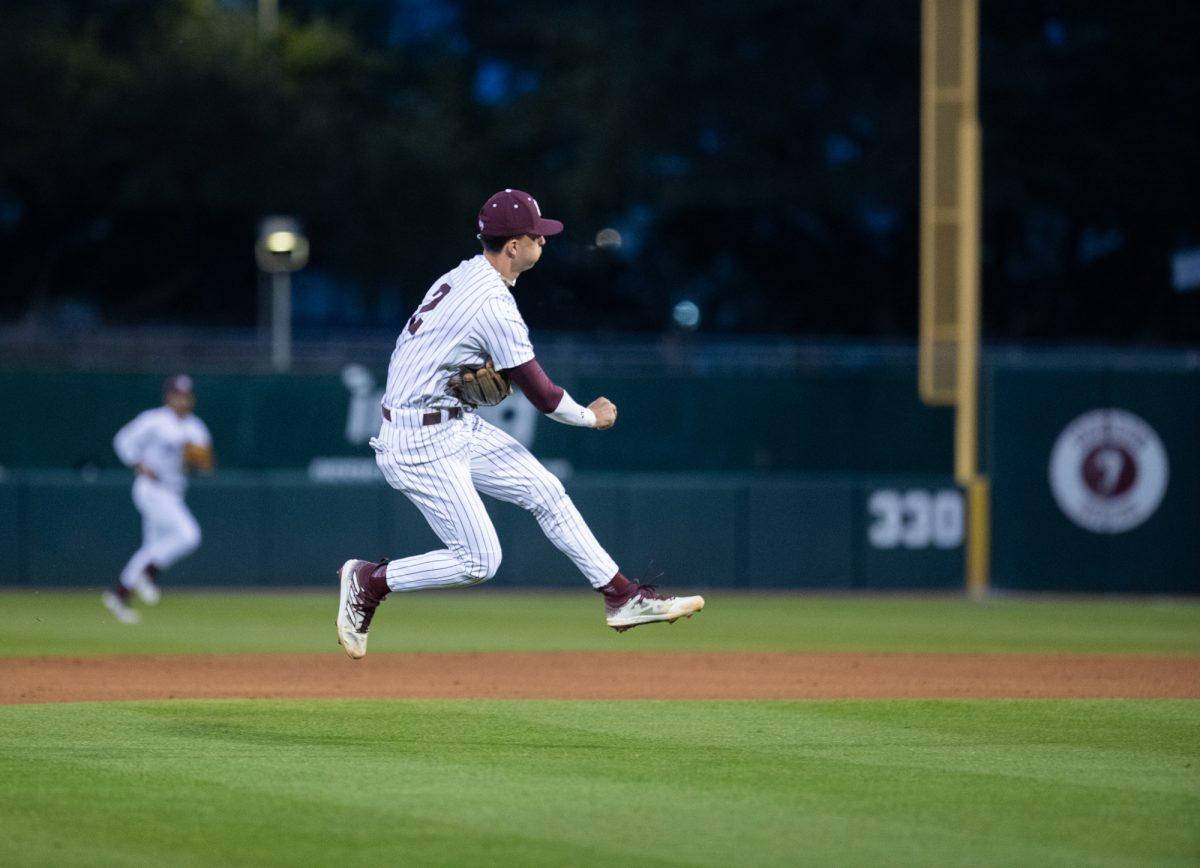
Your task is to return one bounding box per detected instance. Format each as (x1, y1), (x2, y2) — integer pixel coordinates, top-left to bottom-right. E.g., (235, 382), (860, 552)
(373, 414), (619, 591)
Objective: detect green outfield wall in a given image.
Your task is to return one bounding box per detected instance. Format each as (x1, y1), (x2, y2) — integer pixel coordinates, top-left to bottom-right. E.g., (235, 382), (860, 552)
(0, 470), (964, 589)
(0, 351), (1195, 592)
(0, 367), (953, 473)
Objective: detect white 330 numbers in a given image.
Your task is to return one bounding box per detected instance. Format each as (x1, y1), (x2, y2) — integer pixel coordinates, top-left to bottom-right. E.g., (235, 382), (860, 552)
(867, 489), (963, 549)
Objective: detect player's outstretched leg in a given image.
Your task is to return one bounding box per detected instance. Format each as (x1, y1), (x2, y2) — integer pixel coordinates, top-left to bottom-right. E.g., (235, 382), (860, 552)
(101, 587), (140, 624)
(335, 559), (391, 659)
(131, 564), (160, 605)
(600, 573), (705, 633)
(120, 499), (199, 607)
(465, 420), (705, 633)
(119, 543), (158, 608)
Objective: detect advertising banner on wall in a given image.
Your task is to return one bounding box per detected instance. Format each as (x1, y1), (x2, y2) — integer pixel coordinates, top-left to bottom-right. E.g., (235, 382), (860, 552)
(990, 366), (1198, 593)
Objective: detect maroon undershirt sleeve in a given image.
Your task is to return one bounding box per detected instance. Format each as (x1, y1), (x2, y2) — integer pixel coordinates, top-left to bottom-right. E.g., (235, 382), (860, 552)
(505, 358), (564, 414)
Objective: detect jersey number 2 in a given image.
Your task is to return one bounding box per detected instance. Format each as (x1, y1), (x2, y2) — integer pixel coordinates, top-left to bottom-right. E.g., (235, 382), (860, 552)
(407, 283), (451, 335)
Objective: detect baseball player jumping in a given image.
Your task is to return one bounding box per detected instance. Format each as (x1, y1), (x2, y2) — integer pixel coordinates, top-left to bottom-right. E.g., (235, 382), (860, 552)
(104, 375), (213, 624)
(335, 189), (704, 658)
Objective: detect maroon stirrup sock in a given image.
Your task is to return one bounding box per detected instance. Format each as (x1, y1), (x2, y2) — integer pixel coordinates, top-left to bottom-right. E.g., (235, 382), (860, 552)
(365, 562), (391, 599)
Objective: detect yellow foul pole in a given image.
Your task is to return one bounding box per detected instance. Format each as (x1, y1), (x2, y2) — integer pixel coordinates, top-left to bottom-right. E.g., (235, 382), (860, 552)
(919, 0), (989, 597)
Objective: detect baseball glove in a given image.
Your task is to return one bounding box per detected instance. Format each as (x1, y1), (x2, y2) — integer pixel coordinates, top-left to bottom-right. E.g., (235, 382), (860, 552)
(448, 358), (512, 407)
(183, 442), (215, 473)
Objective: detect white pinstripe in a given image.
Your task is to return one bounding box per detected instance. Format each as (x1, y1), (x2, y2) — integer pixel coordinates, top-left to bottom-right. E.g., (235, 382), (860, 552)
(334, 248), (653, 656)
(373, 414), (618, 591)
(382, 256), (534, 413)
(368, 255), (619, 591)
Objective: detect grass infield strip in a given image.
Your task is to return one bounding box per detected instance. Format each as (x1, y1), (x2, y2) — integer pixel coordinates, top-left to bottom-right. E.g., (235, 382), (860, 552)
(0, 699), (1197, 867)
(1, 591), (1198, 656)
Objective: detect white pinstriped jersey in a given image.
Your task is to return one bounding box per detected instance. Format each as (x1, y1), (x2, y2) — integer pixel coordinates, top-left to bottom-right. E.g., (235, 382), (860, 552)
(382, 255), (534, 413)
(367, 252), (620, 592)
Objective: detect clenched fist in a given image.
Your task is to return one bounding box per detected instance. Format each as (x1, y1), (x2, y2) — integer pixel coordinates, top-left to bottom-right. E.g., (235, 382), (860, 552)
(589, 397), (617, 430)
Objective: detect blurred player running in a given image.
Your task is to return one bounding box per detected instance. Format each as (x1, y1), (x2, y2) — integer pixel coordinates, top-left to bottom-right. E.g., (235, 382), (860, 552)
(335, 189), (704, 658)
(104, 375), (213, 623)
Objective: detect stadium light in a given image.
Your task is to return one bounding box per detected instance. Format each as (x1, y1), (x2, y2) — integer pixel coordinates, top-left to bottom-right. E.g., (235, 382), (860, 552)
(265, 231), (299, 254)
(255, 216), (309, 372)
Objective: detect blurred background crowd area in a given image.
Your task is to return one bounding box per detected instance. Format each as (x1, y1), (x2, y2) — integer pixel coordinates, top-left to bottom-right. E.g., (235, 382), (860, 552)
(1, 0), (1197, 359)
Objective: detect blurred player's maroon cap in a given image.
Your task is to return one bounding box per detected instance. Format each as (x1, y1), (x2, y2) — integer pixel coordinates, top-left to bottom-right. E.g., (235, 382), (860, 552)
(164, 374), (194, 395)
(477, 189), (564, 238)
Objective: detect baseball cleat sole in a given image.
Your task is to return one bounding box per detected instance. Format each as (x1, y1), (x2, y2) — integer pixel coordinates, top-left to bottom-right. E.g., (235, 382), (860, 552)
(608, 595), (705, 632)
(611, 613), (697, 633)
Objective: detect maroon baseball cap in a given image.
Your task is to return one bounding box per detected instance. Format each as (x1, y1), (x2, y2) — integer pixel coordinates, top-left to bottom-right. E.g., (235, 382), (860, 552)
(477, 189), (564, 238)
(164, 374), (194, 395)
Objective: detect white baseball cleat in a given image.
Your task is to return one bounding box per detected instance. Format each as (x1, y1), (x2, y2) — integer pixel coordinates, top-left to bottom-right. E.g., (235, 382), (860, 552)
(101, 590), (140, 625)
(131, 571), (161, 605)
(336, 559), (387, 659)
(605, 585), (705, 633)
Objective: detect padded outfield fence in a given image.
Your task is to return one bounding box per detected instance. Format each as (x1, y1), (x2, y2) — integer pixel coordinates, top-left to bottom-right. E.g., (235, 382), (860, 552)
(0, 342), (1195, 592)
(0, 470), (964, 590)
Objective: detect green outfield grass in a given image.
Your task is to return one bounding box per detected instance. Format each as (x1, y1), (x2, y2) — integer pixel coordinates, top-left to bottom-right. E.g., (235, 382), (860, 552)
(0, 699), (1197, 867)
(2, 592), (1198, 866)
(1, 590), (1198, 656)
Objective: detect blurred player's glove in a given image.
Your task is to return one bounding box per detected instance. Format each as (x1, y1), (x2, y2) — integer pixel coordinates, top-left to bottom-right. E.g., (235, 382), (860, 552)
(183, 442), (215, 473)
(448, 358), (512, 407)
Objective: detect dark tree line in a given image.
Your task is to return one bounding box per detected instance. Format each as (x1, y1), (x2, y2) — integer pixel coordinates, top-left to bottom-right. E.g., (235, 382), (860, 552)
(0, 0), (1196, 341)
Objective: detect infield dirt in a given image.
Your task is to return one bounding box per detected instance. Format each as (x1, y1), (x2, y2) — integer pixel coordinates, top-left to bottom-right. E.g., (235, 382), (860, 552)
(2, 652), (1197, 704)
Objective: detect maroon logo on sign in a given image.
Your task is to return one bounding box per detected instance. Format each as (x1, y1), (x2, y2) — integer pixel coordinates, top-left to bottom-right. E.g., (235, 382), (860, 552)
(1050, 409), (1168, 534)
(1081, 445), (1137, 498)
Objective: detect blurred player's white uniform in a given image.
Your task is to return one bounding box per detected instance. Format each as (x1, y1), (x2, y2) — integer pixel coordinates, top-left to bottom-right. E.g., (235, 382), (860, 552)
(104, 379), (211, 623)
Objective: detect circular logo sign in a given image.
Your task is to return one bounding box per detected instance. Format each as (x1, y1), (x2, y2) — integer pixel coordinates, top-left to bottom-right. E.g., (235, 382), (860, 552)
(1048, 409), (1169, 534)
